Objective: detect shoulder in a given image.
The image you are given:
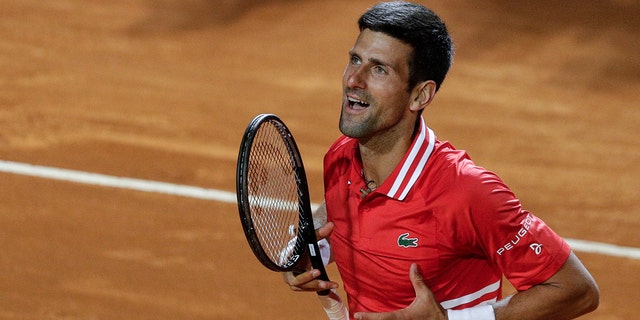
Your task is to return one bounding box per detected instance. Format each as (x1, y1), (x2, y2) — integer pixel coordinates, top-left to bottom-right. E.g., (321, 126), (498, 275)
(428, 141), (492, 181)
(427, 141), (513, 200)
(324, 135), (356, 164)
(323, 135), (357, 185)
(327, 135), (355, 153)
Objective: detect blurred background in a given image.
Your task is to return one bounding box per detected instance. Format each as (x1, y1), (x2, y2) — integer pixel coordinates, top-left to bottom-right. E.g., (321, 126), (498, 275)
(1, 0), (638, 319)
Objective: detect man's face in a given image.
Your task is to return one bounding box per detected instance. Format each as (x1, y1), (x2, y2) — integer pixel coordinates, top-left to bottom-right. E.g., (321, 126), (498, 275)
(339, 29), (415, 140)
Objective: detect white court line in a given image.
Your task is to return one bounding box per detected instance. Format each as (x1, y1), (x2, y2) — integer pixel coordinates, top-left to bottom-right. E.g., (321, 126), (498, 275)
(1, 159), (638, 260)
(0, 160), (238, 203)
(565, 239), (640, 260)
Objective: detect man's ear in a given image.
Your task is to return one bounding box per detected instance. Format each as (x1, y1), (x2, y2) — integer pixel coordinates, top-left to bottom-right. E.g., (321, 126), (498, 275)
(410, 80), (437, 112)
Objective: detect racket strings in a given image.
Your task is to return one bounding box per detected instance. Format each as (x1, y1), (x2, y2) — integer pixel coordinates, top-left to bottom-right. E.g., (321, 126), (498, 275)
(247, 122), (305, 267)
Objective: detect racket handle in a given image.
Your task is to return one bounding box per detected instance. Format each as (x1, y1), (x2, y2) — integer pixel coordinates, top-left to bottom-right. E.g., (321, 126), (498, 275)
(318, 291), (349, 320)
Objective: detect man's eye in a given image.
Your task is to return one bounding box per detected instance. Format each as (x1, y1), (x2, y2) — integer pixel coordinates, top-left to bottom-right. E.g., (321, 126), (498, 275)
(350, 55), (361, 65)
(373, 65), (387, 75)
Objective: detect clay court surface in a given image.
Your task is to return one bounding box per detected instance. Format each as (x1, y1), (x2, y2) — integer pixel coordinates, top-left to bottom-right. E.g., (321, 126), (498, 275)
(1, 0), (639, 319)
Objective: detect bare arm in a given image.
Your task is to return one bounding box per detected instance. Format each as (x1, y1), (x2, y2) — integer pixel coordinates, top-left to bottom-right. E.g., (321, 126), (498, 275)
(492, 251), (599, 320)
(312, 201), (328, 230)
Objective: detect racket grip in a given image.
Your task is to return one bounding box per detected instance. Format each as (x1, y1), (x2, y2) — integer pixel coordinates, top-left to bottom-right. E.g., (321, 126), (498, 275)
(318, 291), (349, 320)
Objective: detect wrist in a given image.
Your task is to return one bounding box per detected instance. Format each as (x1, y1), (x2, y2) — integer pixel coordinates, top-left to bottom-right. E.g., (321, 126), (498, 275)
(318, 238), (331, 266)
(447, 305), (495, 320)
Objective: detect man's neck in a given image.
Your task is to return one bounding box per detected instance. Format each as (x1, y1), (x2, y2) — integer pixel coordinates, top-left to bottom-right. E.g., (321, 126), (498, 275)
(358, 125), (415, 185)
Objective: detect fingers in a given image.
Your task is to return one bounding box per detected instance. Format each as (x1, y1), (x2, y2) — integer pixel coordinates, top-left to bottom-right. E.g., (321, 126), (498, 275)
(410, 263), (427, 294)
(282, 269), (339, 292)
(316, 221), (334, 240)
(354, 264), (446, 320)
(409, 263), (447, 318)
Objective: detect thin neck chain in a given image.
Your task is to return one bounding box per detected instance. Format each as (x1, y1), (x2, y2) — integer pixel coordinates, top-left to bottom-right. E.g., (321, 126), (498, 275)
(360, 170), (378, 198)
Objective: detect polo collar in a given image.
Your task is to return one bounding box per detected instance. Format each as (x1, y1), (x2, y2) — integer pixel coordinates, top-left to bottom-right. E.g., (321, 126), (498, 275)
(378, 117), (436, 201)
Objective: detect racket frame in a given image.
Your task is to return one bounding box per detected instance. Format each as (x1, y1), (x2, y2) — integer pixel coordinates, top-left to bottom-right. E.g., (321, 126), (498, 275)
(236, 114), (329, 293)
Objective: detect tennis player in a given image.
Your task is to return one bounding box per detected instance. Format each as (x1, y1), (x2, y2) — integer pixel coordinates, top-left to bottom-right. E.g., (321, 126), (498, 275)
(283, 2), (599, 320)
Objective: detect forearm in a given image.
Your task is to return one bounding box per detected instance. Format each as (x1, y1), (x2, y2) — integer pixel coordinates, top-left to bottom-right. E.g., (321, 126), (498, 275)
(312, 201), (328, 229)
(492, 252), (599, 320)
(493, 288), (587, 320)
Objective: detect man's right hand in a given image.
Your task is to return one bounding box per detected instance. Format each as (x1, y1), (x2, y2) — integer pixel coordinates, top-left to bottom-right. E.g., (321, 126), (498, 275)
(282, 221), (338, 292)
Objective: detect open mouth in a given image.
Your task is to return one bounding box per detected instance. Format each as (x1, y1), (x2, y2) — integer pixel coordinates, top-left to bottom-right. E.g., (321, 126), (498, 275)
(347, 97), (370, 110)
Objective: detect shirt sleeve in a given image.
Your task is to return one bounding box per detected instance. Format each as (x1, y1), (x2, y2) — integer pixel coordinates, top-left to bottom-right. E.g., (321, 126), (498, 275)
(460, 164), (571, 291)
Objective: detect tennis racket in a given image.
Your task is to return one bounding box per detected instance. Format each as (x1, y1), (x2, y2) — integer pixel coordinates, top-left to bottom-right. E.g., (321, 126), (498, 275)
(236, 113), (349, 320)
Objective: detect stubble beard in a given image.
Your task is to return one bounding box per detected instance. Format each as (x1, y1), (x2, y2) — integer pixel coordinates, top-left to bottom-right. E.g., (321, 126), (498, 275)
(339, 89), (379, 139)
(339, 104), (376, 139)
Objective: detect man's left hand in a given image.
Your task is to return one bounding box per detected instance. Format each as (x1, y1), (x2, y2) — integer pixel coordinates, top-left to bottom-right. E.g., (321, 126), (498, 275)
(354, 263), (448, 320)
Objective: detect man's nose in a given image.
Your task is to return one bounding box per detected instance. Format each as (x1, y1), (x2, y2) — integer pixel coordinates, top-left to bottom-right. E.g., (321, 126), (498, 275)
(345, 66), (366, 89)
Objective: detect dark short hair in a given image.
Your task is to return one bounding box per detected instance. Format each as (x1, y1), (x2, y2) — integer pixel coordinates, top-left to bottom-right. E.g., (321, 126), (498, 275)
(358, 1), (454, 92)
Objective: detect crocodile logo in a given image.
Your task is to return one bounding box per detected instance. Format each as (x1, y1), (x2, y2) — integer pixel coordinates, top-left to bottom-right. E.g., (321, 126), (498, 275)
(397, 232), (418, 248)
